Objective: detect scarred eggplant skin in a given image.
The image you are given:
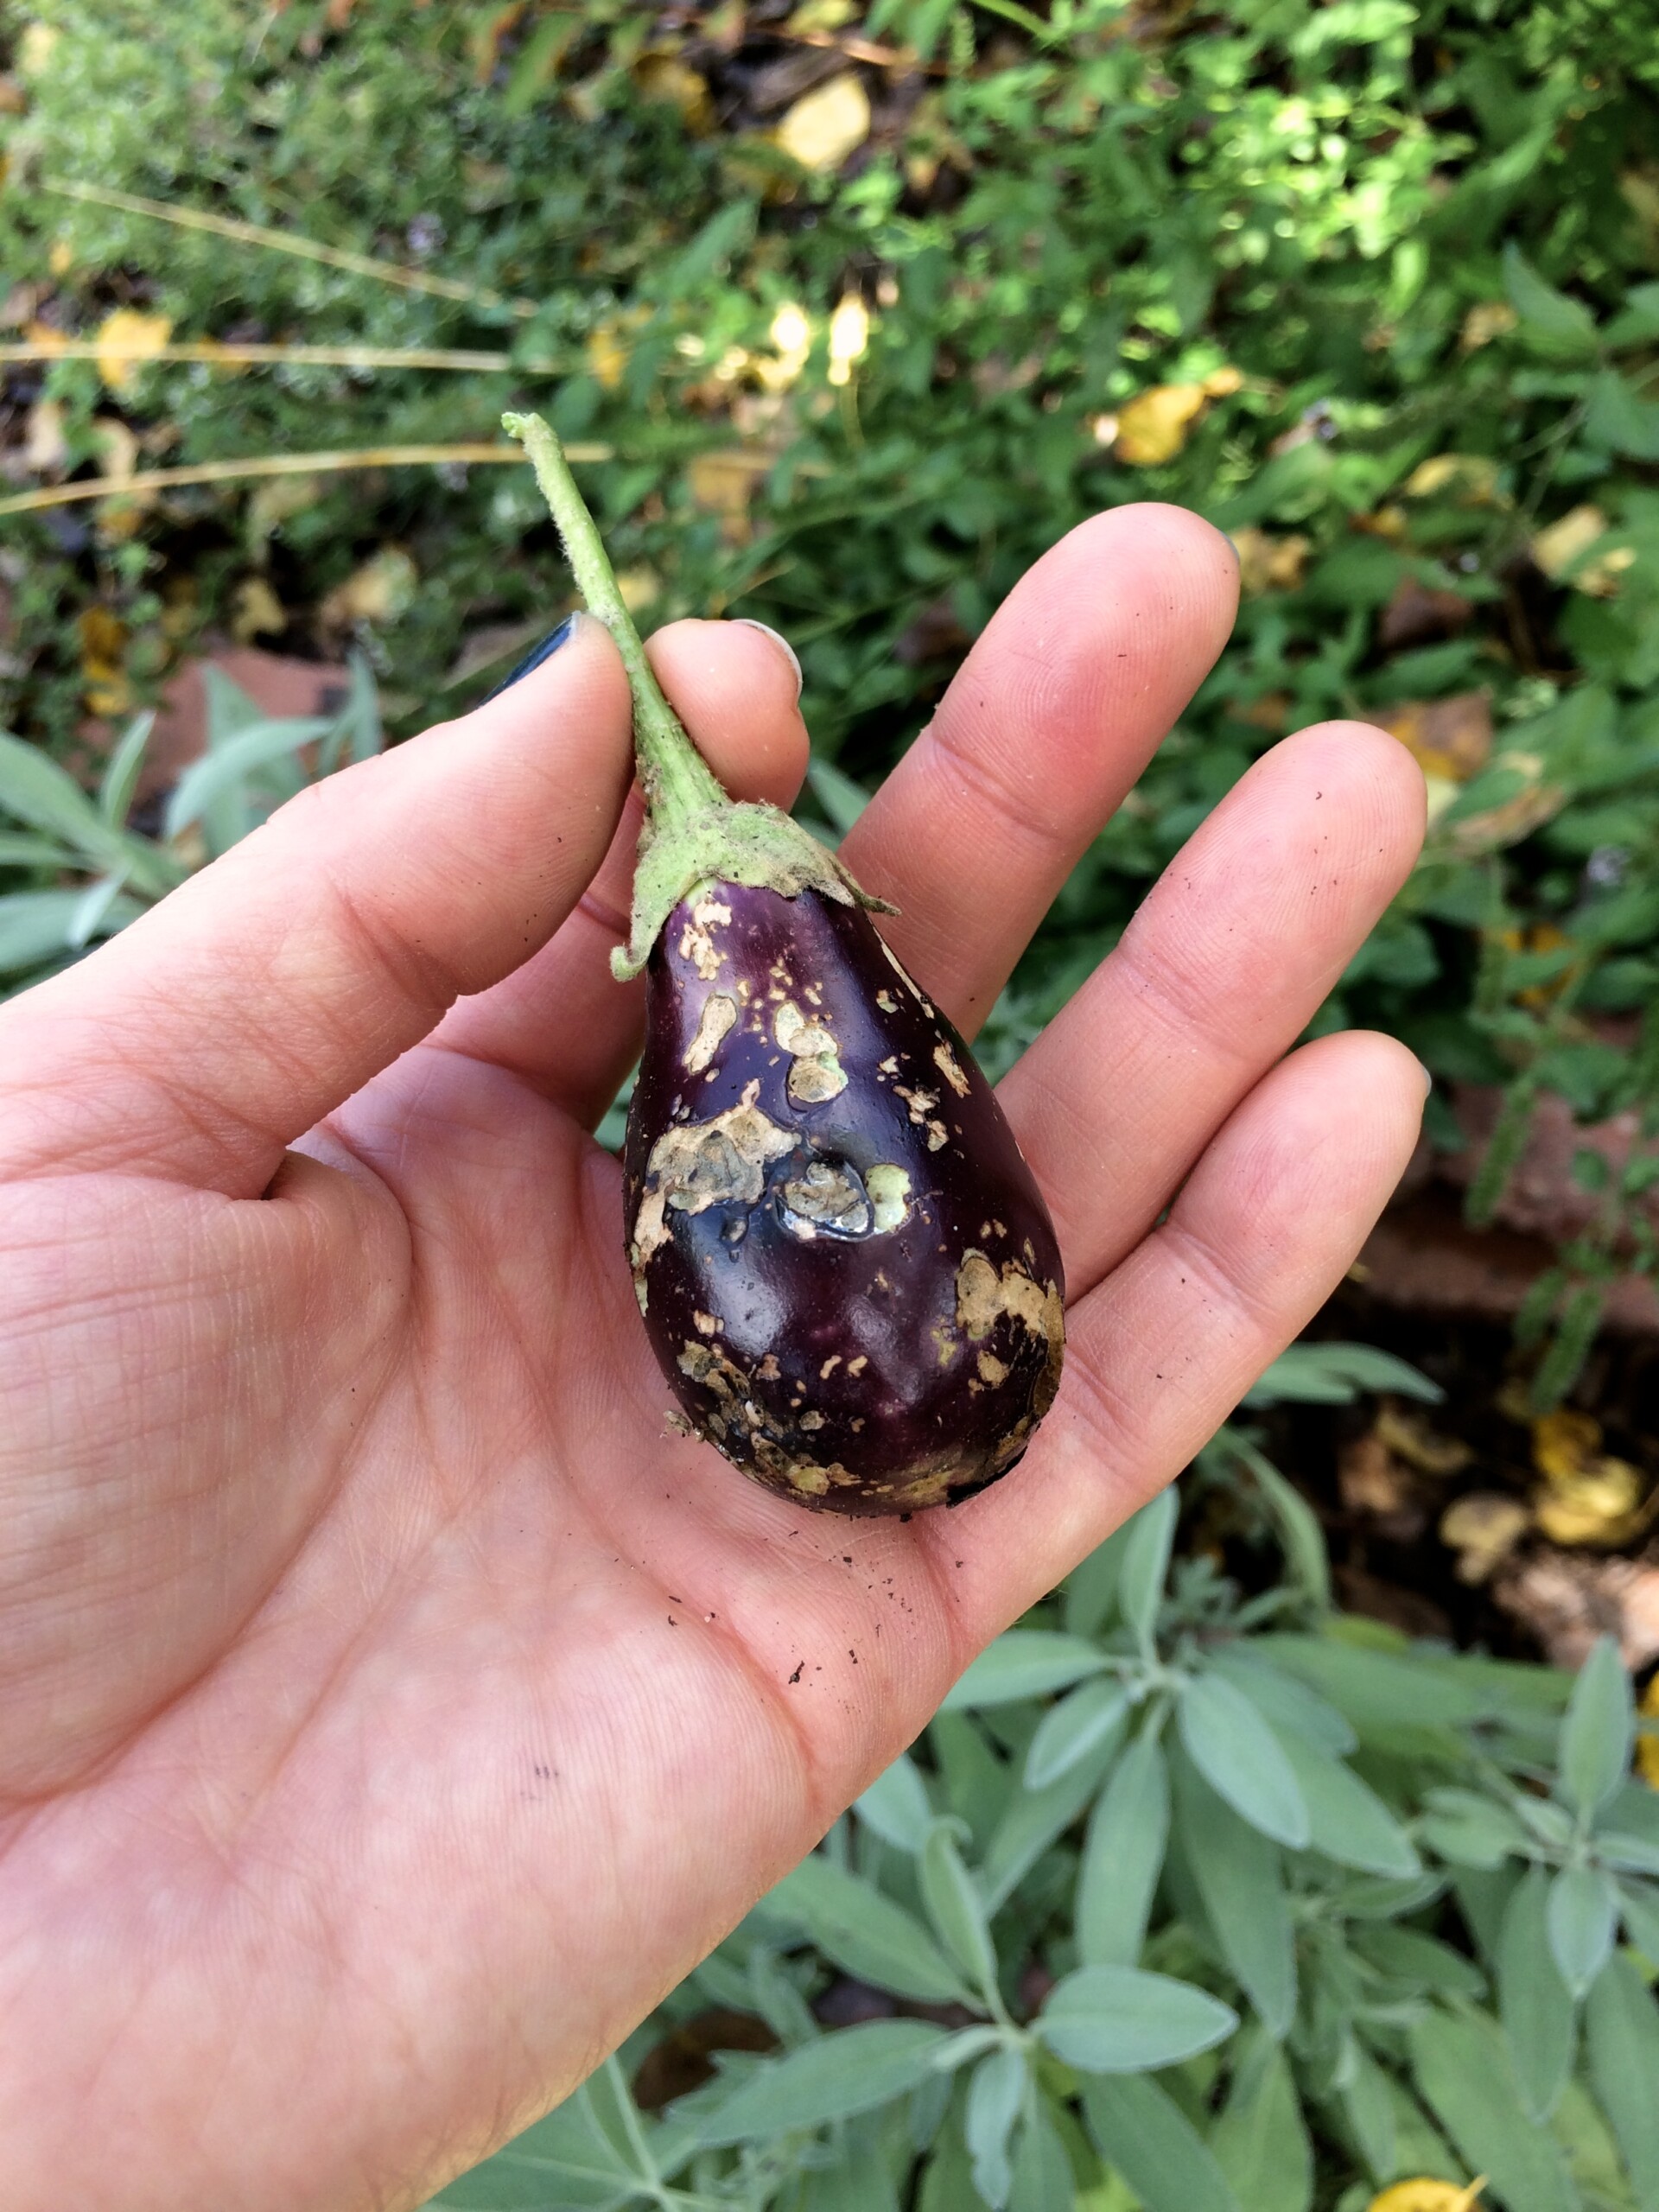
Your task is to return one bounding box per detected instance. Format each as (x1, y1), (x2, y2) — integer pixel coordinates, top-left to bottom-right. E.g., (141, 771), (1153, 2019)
(623, 881), (1065, 1516)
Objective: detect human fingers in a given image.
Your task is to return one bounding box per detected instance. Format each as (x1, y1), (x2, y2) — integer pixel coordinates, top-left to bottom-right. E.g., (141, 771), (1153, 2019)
(0, 618), (632, 1198)
(838, 505), (1239, 1038)
(1001, 719), (1426, 1298)
(427, 618), (808, 1124)
(930, 1030), (1428, 1636)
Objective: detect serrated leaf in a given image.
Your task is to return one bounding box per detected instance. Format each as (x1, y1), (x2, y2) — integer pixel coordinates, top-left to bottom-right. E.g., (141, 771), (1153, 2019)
(1179, 1671), (1310, 1847)
(1081, 2074), (1242, 2212)
(1499, 1863), (1578, 2120)
(1036, 1963), (1236, 2074)
(692, 2019), (951, 2146)
(1118, 1488), (1178, 1651)
(965, 2045), (1027, 2210)
(941, 1630), (1109, 1713)
(1547, 1862), (1618, 1999)
(1559, 1637), (1634, 1821)
(1024, 1675), (1131, 1792)
(855, 1751), (935, 1853)
(766, 1855), (975, 2007)
(920, 1821), (998, 2003)
(1586, 1948), (1659, 2209)
(1172, 1748), (1297, 2037)
(1077, 1730), (1169, 1967)
(1211, 2025), (1313, 2212)
(1272, 1726), (1421, 1878)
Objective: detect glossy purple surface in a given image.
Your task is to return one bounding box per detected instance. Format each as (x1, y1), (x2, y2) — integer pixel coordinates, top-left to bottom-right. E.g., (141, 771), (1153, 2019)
(623, 882), (1065, 1515)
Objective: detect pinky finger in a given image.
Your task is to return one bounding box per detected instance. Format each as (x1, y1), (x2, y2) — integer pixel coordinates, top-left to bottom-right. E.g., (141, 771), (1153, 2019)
(929, 1031), (1428, 1637)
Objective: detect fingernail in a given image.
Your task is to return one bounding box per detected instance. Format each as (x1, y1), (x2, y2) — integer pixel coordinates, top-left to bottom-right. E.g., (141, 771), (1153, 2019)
(1417, 1058), (1433, 1094)
(732, 618), (803, 701)
(486, 613), (575, 700)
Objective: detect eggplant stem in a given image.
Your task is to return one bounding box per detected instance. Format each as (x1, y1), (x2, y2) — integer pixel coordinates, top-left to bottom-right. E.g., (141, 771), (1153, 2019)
(502, 411), (724, 835)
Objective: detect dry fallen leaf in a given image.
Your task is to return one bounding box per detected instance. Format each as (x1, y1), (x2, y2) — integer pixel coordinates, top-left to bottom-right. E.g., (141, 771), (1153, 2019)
(1116, 383), (1208, 465)
(1531, 504), (1636, 597)
(1368, 2183), (1486, 2212)
(79, 605), (131, 718)
(1404, 454), (1501, 505)
(1495, 1549), (1659, 1671)
(1440, 1493), (1531, 1585)
(22, 397), (66, 473)
(1339, 1430), (1415, 1519)
(632, 52), (714, 134)
(775, 73), (870, 173)
(319, 547), (418, 631)
(1369, 693), (1493, 785)
(93, 307), (173, 394)
(687, 448), (775, 544)
(1530, 1410), (1652, 1548)
(1230, 526), (1310, 594)
(1377, 1406), (1475, 1476)
(231, 576), (286, 645)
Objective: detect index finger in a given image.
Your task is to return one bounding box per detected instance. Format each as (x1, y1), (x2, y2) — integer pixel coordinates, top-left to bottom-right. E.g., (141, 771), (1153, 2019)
(0, 615), (632, 1197)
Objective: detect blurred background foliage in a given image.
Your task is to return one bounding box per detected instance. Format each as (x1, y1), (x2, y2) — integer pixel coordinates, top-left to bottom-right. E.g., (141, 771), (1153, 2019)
(3, 0), (1659, 2204)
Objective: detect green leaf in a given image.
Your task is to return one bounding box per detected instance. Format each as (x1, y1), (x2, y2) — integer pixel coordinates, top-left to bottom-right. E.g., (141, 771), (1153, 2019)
(1411, 2006), (1578, 2212)
(1548, 1863), (1618, 1999)
(1081, 2075), (1242, 2212)
(1008, 2097), (1076, 2212)
(164, 715), (331, 840)
(1211, 2025), (1313, 2212)
(855, 1751), (934, 1853)
(1244, 1342), (1440, 1407)
(920, 1821), (999, 2004)
(1024, 1677), (1131, 1792)
(1351, 1924), (1486, 2000)
(692, 2020), (951, 2146)
(1171, 1749), (1297, 2038)
(766, 1855), (976, 2007)
(1583, 371), (1659, 461)
(1063, 1522), (1132, 1637)
(941, 1631), (1109, 1713)
(1598, 1831), (1659, 1878)
(656, 199), (757, 301)
(0, 887), (142, 973)
(1503, 243), (1600, 358)
(1207, 1651), (1355, 1758)
(1559, 1637), (1634, 1821)
(965, 2045), (1027, 2211)
(1617, 1878), (1659, 1962)
(1210, 1434), (1331, 1611)
(1117, 1488), (1177, 1652)
(1585, 1948), (1659, 2209)
(1338, 2044), (1398, 2187)
(0, 729), (161, 891)
(982, 1726), (1119, 1913)
(1271, 1727), (1421, 1878)
(1500, 1864), (1578, 2121)
(804, 755), (870, 837)
(97, 709), (156, 829)
(1077, 1731), (1169, 1968)
(1178, 1672), (1310, 1848)
(1036, 1964), (1236, 2074)
(1421, 1787), (1533, 1869)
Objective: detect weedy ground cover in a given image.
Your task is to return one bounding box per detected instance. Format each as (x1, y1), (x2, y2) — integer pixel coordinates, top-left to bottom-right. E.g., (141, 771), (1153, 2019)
(3, 3), (1658, 2203)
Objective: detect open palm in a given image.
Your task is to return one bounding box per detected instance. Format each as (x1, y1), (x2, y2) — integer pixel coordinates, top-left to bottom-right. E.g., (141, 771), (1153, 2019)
(0, 509), (1426, 2212)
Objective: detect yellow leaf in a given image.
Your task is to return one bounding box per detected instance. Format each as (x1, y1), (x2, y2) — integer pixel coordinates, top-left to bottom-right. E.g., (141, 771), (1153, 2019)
(1531, 505), (1636, 597)
(1230, 526), (1309, 594)
(320, 547), (418, 630)
(1201, 364), (1244, 397)
(1533, 1408), (1604, 1484)
(827, 293), (869, 386)
(687, 448), (773, 544)
(1404, 454), (1501, 504)
(1372, 693), (1493, 784)
(48, 238), (73, 276)
(231, 576), (286, 644)
(775, 73), (871, 173)
(632, 52), (713, 134)
(1440, 1493), (1531, 1585)
(1368, 2183), (1486, 2212)
(79, 606), (131, 717)
(17, 22), (60, 73)
(1535, 1461), (1648, 1548)
(23, 397), (66, 473)
(1116, 383), (1208, 465)
(1640, 1672), (1659, 1789)
(94, 308), (173, 394)
(1462, 302), (1518, 350)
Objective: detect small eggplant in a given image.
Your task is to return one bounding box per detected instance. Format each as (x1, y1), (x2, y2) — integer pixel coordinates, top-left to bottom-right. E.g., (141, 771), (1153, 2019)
(506, 413), (1064, 1515)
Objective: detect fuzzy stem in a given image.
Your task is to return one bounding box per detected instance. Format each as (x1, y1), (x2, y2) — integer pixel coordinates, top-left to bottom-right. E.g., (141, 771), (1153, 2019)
(503, 412), (725, 836)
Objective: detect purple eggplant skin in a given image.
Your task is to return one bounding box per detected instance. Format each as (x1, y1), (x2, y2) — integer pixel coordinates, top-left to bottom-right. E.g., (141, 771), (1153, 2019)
(623, 880), (1065, 1516)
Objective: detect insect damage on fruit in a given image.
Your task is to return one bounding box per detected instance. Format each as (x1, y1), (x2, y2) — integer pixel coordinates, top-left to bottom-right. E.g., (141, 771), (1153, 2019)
(505, 410), (1065, 1516)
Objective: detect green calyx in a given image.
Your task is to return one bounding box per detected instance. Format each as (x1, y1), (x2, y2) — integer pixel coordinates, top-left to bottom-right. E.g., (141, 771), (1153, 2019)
(503, 410), (892, 980)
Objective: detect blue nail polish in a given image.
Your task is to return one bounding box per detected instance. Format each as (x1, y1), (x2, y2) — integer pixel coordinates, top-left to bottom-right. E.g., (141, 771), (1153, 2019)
(486, 614), (575, 699)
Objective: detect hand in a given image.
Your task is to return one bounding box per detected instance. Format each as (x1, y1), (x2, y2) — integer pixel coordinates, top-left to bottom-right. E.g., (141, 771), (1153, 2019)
(0, 508), (1425, 2211)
